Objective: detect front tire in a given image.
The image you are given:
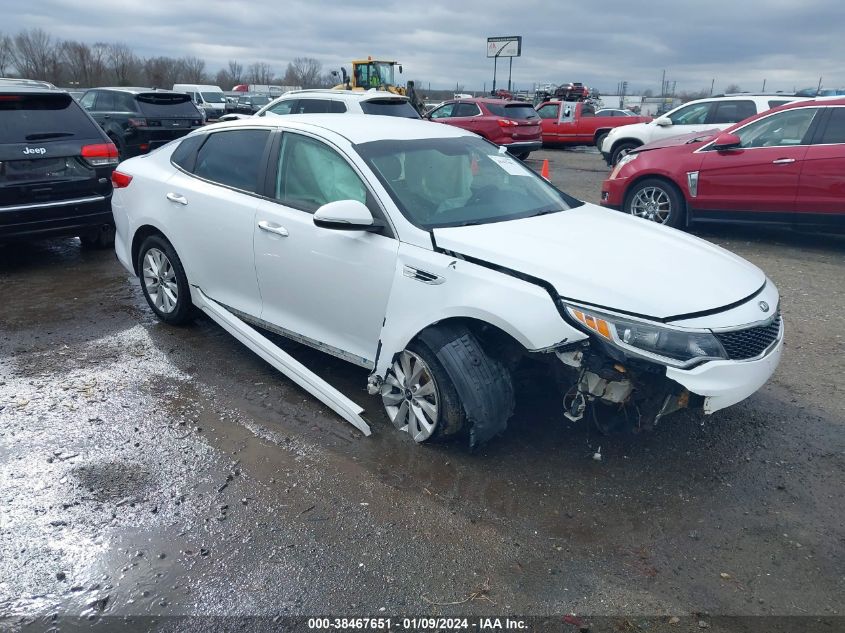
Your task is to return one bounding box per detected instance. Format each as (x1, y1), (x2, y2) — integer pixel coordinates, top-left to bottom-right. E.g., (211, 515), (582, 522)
(595, 132), (608, 151)
(624, 178), (686, 228)
(137, 234), (193, 325)
(610, 141), (640, 166)
(380, 343), (466, 443)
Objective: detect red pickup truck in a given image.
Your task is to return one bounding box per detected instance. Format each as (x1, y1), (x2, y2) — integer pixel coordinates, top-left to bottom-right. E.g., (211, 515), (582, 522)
(536, 101), (651, 148)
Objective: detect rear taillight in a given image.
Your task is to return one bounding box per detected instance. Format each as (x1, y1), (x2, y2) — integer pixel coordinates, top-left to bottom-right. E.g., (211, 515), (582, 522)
(497, 119), (518, 128)
(127, 118), (147, 128)
(111, 171), (133, 188)
(81, 143), (119, 167)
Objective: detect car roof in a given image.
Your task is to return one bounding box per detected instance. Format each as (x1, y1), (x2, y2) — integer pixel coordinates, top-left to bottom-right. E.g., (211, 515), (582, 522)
(203, 113), (471, 144)
(0, 77), (61, 93)
(275, 89), (409, 102)
(452, 97), (528, 106)
(92, 87), (187, 95)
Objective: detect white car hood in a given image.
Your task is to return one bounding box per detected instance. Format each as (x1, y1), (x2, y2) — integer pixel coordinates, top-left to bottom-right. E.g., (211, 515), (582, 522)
(432, 204), (765, 320)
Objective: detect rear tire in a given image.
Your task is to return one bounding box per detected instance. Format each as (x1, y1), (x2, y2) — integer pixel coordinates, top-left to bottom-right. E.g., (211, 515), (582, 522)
(79, 225), (115, 249)
(514, 152), (530, 161)
(595, 132), (608, 151)
(137, 234), (194, 325)
(610, 141), (640, 166)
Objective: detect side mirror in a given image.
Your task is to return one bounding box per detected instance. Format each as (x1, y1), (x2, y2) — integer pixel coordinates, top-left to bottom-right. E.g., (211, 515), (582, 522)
(654, 116), (672, 127)
(313, 200), (378, 231)
(712, 132), (741, 151)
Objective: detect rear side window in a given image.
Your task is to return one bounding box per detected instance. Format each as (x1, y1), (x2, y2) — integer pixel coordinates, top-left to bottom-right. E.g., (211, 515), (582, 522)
(360, 99), (419, 118)
(171, 134), (206, 172)
(192, 129), (270, 193)
(817, 108), (845, 144)
(0, 92), (102, 143)
(93, 91), (116, 111)
(297, 99), (333, 114)
(136, 93), (200, 117)
(709, 100), (756, 124)
(330, 101), (347, 113)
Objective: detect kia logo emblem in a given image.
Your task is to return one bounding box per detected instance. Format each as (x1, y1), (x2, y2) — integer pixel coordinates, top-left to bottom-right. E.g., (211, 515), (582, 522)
(759, 301), (770, 312)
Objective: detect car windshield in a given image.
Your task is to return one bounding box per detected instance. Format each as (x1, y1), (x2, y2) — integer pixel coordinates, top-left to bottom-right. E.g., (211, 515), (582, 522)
(356, 136), (581, 229)
(201, 92), (225, 103)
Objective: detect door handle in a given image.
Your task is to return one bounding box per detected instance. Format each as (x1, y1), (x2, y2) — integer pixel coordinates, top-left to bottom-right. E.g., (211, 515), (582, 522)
(166, 192), (188, 205)
(257, 220), (289, 237)
(772, 158), (796, 164)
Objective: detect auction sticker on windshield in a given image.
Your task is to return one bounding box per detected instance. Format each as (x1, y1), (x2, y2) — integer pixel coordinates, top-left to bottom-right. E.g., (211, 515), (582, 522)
(489, 154), (528, 176)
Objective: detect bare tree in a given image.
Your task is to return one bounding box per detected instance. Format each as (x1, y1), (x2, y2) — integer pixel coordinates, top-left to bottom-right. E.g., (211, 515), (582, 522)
(287, 57), (322, 89)
(105, 42), (140, 85)
(11, 29), (61, 82)
(228, 59), (243, 84)
(181, 56), (206, 83)
(144, 56), (182, 89)
(247, 61), (273, 85)
(725, 83), (742, 94)
(0, 34), (13, 76)
(60, 40), (108, 87)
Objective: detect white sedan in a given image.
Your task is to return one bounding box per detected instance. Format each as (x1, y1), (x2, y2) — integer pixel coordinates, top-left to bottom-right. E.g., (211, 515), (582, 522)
(111, 115), (783, 445)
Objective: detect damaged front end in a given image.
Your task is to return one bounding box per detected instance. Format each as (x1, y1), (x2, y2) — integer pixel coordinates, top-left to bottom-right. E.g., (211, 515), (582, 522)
(553, 302), (725, 432)
(556, 344), (700, 433)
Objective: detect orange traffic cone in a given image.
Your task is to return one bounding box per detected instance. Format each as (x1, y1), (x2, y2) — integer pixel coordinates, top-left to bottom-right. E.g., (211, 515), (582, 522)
(540, 159), (550, 181)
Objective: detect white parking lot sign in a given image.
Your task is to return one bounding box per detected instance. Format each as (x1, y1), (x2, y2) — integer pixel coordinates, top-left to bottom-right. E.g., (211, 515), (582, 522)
(487, 36), (522, 58)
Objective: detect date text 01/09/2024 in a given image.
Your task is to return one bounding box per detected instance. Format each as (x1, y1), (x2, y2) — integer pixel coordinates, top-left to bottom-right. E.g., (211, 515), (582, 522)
(306, 618), (529, 630)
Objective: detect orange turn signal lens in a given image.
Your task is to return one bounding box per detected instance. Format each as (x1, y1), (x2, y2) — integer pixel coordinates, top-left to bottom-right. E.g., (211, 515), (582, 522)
(569, 309), (612, 340)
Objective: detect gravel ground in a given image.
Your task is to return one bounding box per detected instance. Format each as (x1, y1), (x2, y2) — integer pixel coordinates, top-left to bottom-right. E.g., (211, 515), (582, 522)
(1, 148), (843, 632)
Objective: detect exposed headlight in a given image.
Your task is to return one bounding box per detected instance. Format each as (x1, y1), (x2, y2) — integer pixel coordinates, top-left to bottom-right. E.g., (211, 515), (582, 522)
(564, 305), (727, 368)
(609, 152), (638, 179)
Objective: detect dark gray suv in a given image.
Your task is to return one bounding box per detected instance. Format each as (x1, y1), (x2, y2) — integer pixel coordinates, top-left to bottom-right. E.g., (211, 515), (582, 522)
(0, 79), (119, 246)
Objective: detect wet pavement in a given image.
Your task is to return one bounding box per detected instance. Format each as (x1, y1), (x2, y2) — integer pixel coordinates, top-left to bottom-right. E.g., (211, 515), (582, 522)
(1, 150), (844, 631)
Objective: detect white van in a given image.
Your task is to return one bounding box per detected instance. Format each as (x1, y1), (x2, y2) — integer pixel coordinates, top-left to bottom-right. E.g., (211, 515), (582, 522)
(172, 84), (226, 120)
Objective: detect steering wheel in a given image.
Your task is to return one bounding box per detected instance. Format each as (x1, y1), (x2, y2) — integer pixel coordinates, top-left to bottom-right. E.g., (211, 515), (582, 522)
(467, 185), (499, 206)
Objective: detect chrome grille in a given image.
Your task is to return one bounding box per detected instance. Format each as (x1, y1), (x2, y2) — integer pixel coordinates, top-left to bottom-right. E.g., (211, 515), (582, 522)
(715, 312), (782, 360)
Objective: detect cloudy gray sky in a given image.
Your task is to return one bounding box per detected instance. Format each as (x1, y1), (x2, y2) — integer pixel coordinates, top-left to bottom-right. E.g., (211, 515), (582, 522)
(4, 0), (845, 93)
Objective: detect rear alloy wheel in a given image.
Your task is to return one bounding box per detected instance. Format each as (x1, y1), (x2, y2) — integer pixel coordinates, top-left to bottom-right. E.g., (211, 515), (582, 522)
(610, 141), (639, 166)
(137, 235), (193, 325)
(624, 178), (685, 228)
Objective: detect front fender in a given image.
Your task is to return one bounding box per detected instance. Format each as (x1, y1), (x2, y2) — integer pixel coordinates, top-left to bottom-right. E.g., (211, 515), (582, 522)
(374, 243), (585, 377)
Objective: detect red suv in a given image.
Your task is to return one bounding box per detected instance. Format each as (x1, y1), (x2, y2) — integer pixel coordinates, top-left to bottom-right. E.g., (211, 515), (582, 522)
(600, 98), (845, 230)
(425, 98), (542, 160)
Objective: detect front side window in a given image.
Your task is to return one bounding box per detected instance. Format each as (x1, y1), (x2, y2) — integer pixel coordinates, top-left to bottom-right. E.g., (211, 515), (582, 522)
(453, 103), (481, 117)
(356, 136), (581, 229)
(80, 91), (96, 110)
(263, 100), (297, 116)
(733, 108), (818, 148)
(429, 103), (455, 119)
(192, 129), (270, 193)
(536, 104), (559, 119)
(668, 102), (711, 125)
(275, 133), (367, 212)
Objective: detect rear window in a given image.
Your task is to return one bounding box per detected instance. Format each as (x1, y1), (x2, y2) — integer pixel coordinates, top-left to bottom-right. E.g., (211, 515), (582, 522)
(359, 99), (420, 118)
(0, 92), (102, 143)
(135, 93), (200, 117)
(486, 103), (539, 120)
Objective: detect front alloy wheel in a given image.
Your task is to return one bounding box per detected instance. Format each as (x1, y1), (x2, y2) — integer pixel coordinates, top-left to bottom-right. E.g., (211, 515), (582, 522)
(624, 178), (685, 228)
(381, 350), (440, 442)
